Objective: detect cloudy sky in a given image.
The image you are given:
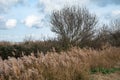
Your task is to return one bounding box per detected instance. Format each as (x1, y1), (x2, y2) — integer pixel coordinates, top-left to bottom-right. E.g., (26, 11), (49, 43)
(0, 0), (120, 42)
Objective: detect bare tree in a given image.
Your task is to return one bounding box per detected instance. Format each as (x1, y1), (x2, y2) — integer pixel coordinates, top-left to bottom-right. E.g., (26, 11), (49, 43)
(50, 6), (98, 47)
(109, 19), (120, 46)
(92, 24), (111, 49)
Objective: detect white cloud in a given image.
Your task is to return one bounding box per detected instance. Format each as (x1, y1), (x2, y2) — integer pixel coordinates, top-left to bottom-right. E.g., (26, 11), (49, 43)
(36, 0), (90, 27)
(6, 19), (17, 29)
(23, 14), (45, 28)
(90, 0), (120, 7)
(112, 10), (120, 15)
(0, 16), (6, 29)
(24, 15), (39, 28)
(0, 17), (17, 29)
(106, 10), (120, 20)
(0, 16), (4, 19)
(0, 0), (27, 13)
(38, 0), (90, 13)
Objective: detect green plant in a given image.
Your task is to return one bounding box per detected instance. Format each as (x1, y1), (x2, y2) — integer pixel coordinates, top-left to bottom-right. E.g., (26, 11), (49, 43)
(91, 68), (120, 74)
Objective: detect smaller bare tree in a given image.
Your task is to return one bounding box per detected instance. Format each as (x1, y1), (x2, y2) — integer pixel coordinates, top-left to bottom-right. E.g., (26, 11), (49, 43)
(93, 24), (111, 49)
(109, 19), (120, 46)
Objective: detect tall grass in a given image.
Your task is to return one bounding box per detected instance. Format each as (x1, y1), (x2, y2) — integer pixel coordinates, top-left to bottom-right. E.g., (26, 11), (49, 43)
(0, 47), (120, 80)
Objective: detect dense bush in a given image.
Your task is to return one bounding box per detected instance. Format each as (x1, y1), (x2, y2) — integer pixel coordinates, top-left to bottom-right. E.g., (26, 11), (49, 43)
(0, 39), (71, 59)
(0, 44), (31, 59)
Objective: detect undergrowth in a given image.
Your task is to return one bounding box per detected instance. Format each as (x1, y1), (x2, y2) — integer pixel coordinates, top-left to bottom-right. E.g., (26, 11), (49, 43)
(0, 47), (120, 80)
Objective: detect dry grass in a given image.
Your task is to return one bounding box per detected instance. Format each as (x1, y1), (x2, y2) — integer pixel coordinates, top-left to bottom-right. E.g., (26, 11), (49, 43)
(90, 72), (120, 80)
(0, 47), (120, 80)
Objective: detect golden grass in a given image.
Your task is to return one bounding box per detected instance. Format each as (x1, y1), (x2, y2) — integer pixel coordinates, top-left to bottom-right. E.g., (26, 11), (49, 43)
(90, 72), (120, 80)
(0, 47), (120, 80)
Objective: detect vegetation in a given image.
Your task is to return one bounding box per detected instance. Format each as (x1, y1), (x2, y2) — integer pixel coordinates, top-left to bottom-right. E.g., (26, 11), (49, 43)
(0, 6), (120, 59)
(91, 67), (120, 74)
(0, 6), (120, 80)
(0, 40), (62, 59)
(0, 47), (120, 80)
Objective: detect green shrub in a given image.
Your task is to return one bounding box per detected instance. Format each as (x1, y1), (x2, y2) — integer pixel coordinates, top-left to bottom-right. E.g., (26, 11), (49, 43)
(91, 67), (120, 74)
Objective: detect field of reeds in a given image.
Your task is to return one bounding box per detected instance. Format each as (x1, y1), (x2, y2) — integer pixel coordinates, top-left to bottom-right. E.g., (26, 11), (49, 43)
(0, 46), (120, 80)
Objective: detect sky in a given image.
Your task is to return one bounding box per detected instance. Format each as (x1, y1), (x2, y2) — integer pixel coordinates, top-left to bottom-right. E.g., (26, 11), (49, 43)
(0, 0), (120, 42)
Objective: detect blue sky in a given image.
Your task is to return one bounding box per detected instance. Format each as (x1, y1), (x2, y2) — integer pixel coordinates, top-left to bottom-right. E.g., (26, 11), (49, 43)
(0, 0), (120, 42)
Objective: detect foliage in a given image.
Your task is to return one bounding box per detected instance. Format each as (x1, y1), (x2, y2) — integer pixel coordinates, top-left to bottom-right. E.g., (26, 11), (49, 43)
(0, 39), (70, 59)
